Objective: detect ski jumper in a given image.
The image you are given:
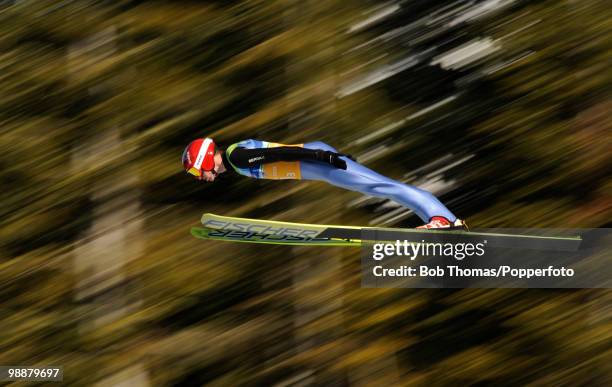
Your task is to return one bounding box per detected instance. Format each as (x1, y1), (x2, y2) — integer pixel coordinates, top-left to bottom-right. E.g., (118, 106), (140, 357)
(223, 139), (457, 222)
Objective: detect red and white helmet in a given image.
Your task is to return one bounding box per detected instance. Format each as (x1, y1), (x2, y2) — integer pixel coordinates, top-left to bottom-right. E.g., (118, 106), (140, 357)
(182, 138), (216, 177)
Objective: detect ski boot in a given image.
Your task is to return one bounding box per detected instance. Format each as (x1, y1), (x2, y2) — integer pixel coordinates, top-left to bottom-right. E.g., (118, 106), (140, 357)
(417, 216), (468, 230)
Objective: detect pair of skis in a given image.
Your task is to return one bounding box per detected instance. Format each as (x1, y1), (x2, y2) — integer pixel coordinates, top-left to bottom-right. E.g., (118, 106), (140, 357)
(191, 213), (582, 251)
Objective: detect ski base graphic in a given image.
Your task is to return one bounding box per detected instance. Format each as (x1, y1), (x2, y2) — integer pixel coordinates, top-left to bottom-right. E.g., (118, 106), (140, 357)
(191, 227), (360, 247)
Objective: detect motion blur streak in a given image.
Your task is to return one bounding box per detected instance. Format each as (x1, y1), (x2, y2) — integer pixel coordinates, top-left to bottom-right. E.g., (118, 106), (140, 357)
(0, 1), (610, 385)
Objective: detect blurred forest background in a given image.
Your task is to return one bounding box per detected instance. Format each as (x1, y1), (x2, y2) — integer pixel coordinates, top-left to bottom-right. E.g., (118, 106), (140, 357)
(0, 0), (610, 385)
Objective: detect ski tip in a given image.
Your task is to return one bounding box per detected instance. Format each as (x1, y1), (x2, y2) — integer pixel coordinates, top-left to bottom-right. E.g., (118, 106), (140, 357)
(200, 213), (217, 223)
(191, 227), (205, 237)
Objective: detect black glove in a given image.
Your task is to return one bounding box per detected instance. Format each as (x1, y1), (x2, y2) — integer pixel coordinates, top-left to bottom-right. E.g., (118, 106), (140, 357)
(315, 150), (348, 170)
